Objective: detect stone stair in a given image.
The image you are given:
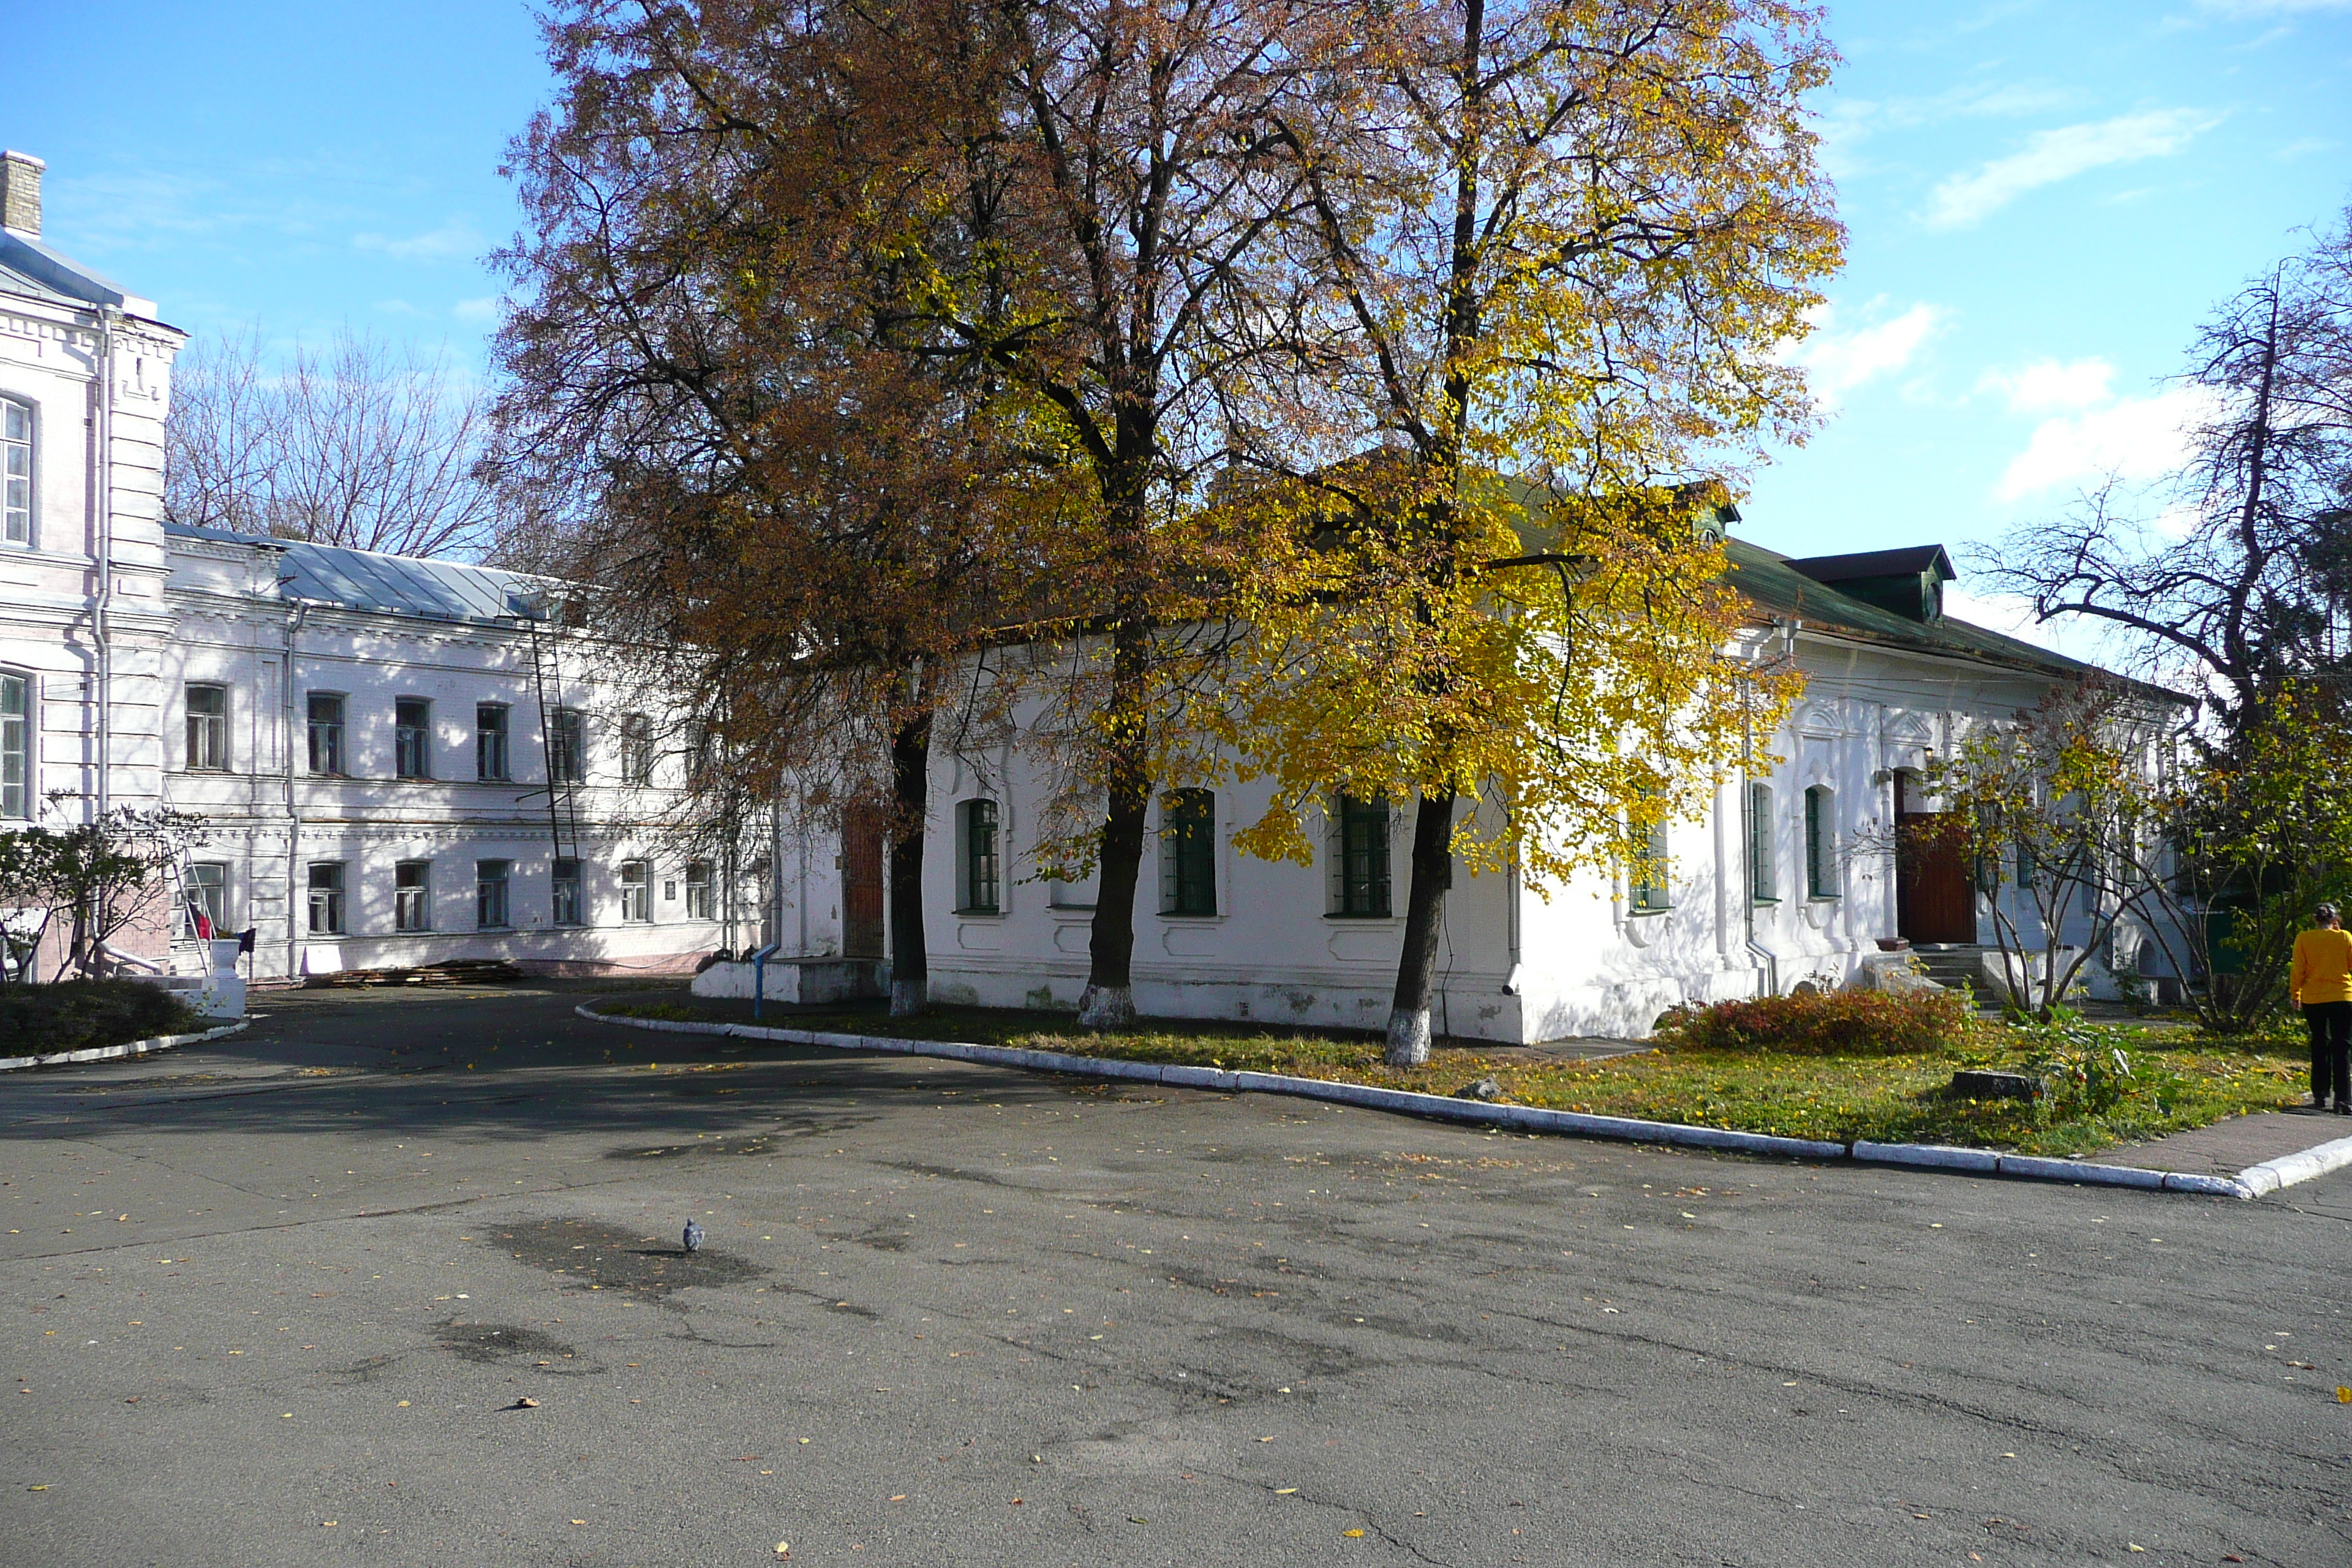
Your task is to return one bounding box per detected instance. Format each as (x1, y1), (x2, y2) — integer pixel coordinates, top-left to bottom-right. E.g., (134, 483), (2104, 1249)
(1908, 943), (1997, 1008)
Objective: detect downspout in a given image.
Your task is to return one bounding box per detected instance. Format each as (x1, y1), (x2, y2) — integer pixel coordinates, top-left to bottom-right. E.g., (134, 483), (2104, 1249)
(91, 306), (117, 820)
(1740, 618), (1799, 995)
(283, 598), (307, 979)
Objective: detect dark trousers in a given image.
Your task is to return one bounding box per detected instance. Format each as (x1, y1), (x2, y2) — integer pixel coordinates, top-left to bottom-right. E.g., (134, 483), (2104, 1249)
(2304, 1001), (2351, 1107)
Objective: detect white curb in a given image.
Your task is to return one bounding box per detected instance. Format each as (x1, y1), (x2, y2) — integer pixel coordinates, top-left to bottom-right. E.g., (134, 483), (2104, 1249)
(572, 1003), (2351, 1201)
(0, 1018), (249, 1073)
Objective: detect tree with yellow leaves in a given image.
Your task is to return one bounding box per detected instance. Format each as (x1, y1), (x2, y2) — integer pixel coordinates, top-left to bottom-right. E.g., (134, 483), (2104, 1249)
(1226, 0), (1842, 1061)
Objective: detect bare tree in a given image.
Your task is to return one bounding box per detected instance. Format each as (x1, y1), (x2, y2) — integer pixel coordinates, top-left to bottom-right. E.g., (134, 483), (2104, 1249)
(1982, 210), (2352, 731)
(165, 325), (500, 559)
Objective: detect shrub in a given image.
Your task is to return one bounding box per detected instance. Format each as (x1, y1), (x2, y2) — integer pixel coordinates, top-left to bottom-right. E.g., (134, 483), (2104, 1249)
(1656, 987), (1970, 1056)
(0, 980), (203, 1055)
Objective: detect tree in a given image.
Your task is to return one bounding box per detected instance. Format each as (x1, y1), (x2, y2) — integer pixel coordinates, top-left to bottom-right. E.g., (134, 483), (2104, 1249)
(489, 0), (1073, 1015)
(1983, 209), (2352, 731)
(2119, 685), (2352, 1033)
(1232, 0), (1840, 1061)
(0, 799), (206, 984)
(165, 324), (500, 559)
(1916, 682), (2159, 1024)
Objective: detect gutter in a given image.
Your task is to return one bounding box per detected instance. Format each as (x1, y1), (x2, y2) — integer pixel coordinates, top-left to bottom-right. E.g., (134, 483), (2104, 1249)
(91, 305), (116, 819)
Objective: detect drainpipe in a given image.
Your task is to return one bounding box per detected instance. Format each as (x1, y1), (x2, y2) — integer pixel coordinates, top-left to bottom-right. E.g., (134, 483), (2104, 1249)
(283, 598), (306, 979)
(91, 306), (117, 821)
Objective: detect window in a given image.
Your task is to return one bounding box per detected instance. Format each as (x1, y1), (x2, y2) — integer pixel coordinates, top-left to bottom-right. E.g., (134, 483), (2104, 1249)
(306, 693), (345, 775)
(0, 671), (27, 818)
(619, 859), (651, 922)
(1804, 785), (1837, 900)
(959, 800), (1000, 913)
(684, 720), (716, 783)
(184, 683), (227, 771)
(306, 862), (346, 935)
(1159, 788), (1217, 916)
(181, 862), (227, 939)
(551, 858), (583, 926)
(684, 860), (714, 921)
(2, 398), (29, 546)
(619, 713), (652, 785)
(394, 860), (431, 932)
(1629, 808), (1672, 915)
(476, 859), (511, 930)
(1748, 782), (1777, 904)
(549, 708), (585, 784)
(394, 698), (431, 780)
(1332, 793), (1391, 917)
(475, 704), (510, 781)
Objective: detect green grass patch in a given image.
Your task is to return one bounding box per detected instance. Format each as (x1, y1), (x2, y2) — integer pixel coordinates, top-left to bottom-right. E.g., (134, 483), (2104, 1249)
(592, 992), (2309, 1156)
(1, 980), (204, 1056)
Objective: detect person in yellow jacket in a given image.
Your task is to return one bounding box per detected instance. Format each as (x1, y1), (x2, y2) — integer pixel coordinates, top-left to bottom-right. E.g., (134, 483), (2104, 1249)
(2288, 903), (2352, 1113)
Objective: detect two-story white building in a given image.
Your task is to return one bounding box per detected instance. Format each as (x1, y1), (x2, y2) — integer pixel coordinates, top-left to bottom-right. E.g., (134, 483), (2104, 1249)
(1, 152), (741, 984)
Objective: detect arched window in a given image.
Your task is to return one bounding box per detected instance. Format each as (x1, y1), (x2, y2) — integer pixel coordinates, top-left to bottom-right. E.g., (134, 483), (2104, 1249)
(1804, 785), (1838, 900)
(958, 799), (1000, 914)
(2, 398), (31, 546)
(1748, 782), (1777, 904)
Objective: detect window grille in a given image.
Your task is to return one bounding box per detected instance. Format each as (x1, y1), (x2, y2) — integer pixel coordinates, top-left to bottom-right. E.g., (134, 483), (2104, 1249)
(1629, 808), (1673, 914)
(1748, 782), (1776, 904)
(0, 671), (28, 818)
(1805, 785), (1837, 900)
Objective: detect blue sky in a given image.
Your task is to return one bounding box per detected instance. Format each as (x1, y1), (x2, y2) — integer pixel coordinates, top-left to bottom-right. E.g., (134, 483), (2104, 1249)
(9, 0), (2351, 638)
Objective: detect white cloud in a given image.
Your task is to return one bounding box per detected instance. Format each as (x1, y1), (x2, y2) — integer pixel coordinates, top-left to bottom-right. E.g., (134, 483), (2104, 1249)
(354, 219), (485, 262)
(1995, 385), (2217, 501)
(2195, 0), (2352, 14)
(1784, 301), (1945, 403)
(1926, 110), (2215, 229)
(452, 296), (500, 323)
(1976, 357), (2116, 414)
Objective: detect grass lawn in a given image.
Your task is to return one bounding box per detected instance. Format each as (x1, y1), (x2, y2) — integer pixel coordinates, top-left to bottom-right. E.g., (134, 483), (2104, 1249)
(595, 992), (2310, 1158)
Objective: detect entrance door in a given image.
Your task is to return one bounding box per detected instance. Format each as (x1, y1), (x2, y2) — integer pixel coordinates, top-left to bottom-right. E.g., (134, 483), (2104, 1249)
(841, 807), (886, 959)
(1895, 772), (1975, 943)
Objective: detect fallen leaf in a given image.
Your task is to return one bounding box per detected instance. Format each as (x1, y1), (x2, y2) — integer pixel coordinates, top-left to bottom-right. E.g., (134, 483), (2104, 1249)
(774, 1542), (790, 1557)
(2339, 1387), (2352, 1403)
(1257, 1436), (1276, 1443)
(1275, 1488), (1298, 1495)
(1344, 1528), (1365, 1538)
(889, 1496), (906, 1502)
(571, 1520), (586, 1526)
(512, 1397), (540, 1409)
(1010, 1497), (1023, 1506)
(1128, 1515), (1146, 1524)
(396, 1401), (410, 1408)
(2127, 1546), (2144, 1553)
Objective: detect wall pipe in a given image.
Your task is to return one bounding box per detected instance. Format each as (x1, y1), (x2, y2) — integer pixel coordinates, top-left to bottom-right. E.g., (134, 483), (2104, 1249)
(91, 306), (117, 821)
(749, 940), (782, 1020)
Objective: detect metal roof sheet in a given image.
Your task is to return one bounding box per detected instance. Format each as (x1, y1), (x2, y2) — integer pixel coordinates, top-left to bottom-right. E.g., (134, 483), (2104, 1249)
(165, 521), (552, 625)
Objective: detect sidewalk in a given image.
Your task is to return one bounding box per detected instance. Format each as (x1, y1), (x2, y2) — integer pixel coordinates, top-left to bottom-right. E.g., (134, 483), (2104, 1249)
(2105, 1104), (2349, 1176)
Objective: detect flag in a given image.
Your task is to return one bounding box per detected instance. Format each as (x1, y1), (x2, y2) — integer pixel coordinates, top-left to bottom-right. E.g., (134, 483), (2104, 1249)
(235, 928), (256, 955)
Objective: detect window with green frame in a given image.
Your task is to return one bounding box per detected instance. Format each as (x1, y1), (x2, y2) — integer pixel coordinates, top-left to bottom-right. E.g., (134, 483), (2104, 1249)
(1747, 782), (1777, 904)
(1158, 788), (1216, 916)
(1330, 793), (1390, 916)
(960, 799), (1000, 913)
(1629, 807), (1672, 913)
(1804, 785), (1837, 899)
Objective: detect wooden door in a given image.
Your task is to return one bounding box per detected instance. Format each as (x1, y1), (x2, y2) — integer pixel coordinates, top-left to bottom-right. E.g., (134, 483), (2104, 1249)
(841, 807), (886, 959)
(1895, 774), (1975, 943)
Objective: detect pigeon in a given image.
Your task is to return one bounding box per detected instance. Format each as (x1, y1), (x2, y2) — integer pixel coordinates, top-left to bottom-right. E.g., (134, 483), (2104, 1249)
(682, 1218), (705, 1254)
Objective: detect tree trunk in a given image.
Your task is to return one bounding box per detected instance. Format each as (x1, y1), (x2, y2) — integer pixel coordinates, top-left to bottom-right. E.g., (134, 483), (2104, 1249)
(1080, 614), (1153, 1028)
(886, 705), (932, 1018)
(1385, 790), (1456, 1065)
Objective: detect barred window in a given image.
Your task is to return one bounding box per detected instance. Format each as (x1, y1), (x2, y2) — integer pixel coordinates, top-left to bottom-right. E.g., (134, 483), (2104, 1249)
(959, 800), (1000, 914)
(1748, 782), (1777, 904)
(1805, 785), (1838, 900)
(1331, 793), (1390, 917)
(1629, 808), (1672, 915)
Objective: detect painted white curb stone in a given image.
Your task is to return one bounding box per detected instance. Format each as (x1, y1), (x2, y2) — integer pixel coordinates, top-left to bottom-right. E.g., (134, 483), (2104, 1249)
(0, 1019), (249, 1074)
(2239, 1133), (2352, 1199)
(573, 1003), (2352, 1200)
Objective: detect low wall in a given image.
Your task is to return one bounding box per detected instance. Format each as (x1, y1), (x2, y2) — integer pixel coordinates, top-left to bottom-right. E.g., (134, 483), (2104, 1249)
(691, 957), (883, 1004)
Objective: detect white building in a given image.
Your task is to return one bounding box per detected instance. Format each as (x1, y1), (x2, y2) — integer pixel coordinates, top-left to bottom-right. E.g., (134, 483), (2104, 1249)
(1, 153), (737, 984)
(763, 529), (2175, 1039)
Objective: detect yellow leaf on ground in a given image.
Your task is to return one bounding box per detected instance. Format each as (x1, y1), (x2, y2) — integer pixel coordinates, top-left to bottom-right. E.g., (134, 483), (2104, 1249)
(1344, 1528), (1365, 1538)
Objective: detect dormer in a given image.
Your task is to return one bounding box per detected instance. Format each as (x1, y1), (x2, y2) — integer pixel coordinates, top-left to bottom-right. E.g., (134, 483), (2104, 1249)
(1784, 544), (1956, 624)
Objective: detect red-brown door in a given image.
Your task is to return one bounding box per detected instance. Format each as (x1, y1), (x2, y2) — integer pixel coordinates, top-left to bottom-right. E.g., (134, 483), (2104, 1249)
(1895, 775), (1975, 943)
(841, 807), (886, 959)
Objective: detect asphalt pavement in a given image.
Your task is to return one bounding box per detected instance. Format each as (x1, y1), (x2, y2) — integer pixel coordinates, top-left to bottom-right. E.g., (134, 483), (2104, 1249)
(2, 984), (2348, 1568)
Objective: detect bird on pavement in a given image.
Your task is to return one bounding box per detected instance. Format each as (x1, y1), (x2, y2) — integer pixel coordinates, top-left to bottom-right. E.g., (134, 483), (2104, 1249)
(683, 1218), (705, 1254)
